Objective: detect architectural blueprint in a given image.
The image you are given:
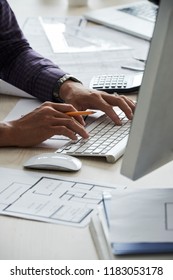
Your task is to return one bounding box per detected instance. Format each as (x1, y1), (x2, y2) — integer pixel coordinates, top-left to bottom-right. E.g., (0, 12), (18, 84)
(0, 168), (121, 227)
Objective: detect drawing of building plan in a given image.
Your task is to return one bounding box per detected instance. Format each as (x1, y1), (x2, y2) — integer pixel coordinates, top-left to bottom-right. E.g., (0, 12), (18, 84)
(0, 168), (122, 227)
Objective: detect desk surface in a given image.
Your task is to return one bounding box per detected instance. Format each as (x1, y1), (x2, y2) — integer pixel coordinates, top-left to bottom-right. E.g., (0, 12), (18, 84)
(1, 0), (173, 260)
(8, 0), (134, 26)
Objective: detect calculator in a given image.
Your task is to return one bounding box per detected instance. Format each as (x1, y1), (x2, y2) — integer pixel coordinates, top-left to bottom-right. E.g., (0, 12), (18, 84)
(89, 73), (143, 94)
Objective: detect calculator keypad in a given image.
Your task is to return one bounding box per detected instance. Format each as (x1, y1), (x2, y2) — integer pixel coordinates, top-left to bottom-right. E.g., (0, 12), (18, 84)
(91, 74), (129, 93)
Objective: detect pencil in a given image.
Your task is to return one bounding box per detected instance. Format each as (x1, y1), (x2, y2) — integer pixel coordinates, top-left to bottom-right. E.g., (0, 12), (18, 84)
(66, 110), (96, 116)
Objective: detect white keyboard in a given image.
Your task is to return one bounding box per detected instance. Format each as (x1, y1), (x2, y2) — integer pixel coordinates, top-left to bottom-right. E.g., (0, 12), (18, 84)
(119, 2), (158, 23)
(56, 111), (131, 163)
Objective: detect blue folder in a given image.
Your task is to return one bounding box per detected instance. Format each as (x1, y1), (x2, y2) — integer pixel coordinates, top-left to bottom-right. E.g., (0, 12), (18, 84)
(112, 242), (173, 255)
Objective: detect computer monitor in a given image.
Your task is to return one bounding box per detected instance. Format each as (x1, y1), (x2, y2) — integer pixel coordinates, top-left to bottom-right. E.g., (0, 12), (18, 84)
(149, 0), (160, 5)
(121, 0), (173, 180)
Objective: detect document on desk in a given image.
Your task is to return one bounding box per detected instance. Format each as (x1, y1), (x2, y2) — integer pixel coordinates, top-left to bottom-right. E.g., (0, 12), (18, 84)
(108, 188), (173, 255)
(39, 17), (129, 53)
(0, 79), (35, 98)
(23, 16), (132, 87)
(0, 167), (121, 227)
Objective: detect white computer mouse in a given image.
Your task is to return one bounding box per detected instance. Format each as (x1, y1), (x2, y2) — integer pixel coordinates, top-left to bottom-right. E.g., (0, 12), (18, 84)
(23, 153), (82, 172)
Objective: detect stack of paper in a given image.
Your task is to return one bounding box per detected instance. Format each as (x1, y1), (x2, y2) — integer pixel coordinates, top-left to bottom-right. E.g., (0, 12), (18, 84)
(108, 188), (173, 255)
(90, 188), (173, 257)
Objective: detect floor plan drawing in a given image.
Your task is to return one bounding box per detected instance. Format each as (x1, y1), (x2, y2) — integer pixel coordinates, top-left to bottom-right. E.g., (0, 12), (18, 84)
(0, 168), (120, 227)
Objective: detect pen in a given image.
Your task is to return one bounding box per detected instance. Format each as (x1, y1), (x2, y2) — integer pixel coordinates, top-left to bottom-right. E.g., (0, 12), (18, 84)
(121, 65), (145, 71)
(133, 56), (146, 63)
(66, 110), (96, 116)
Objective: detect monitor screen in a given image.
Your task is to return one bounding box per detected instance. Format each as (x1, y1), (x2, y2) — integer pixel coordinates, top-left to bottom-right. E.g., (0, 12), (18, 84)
(121, 0), (173, 180)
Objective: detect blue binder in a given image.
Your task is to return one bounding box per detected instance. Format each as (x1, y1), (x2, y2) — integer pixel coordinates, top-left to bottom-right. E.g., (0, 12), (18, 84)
(112, 242), (173, 255)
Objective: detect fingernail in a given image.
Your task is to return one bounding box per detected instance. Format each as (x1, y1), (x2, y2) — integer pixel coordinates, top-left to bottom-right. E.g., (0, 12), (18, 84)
(117, 120), (122, 125)
(130, 112), (134, 119)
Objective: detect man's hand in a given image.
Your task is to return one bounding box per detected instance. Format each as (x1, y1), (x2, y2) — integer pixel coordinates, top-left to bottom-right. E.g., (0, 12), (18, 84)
(59, 81), (136, 125)
(0, 81), (136, 148)
(0, 102), (89, 147)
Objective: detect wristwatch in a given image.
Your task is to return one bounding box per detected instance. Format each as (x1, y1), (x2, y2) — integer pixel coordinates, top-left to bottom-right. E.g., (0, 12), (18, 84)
(53, 74), (82, 102)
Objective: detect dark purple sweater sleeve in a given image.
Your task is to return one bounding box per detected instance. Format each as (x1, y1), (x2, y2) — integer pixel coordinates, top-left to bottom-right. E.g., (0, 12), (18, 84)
(0, 0), (67, 101)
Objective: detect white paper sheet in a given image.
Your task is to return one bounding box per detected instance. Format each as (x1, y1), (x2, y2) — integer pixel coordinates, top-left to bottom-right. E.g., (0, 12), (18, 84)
(39, 17), (130, 53)
(0, 79), (35, 98)
(0, 167), (119, 227)
(23, 17), (132, 87)
(109, 188), (173, 243)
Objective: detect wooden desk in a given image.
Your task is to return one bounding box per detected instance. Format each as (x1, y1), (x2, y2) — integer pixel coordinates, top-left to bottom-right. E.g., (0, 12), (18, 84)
(1, 0), (173, 260)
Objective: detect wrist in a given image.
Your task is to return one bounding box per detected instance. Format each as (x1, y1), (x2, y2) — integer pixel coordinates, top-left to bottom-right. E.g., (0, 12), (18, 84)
(0, 122), (14, 147)
(53, 74), (82, 103)
(59, 79), (83, 103)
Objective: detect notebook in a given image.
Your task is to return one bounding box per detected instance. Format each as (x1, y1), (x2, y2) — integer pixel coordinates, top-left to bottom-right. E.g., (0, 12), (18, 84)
(84, 1), (158, 41)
